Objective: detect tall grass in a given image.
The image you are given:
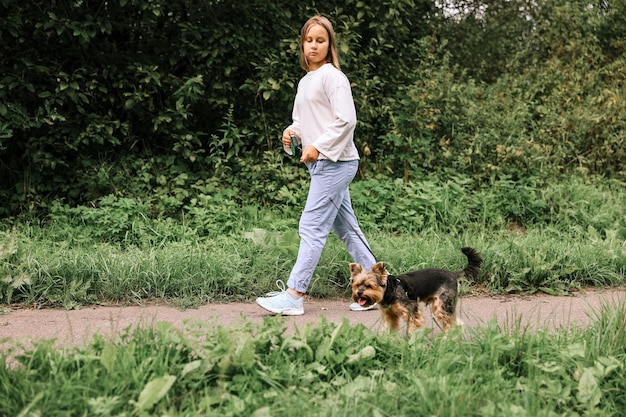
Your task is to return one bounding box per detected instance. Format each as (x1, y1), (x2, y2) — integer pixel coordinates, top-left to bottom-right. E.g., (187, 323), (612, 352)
(0, 174), (624, 308)
(1, 300), (624, 416)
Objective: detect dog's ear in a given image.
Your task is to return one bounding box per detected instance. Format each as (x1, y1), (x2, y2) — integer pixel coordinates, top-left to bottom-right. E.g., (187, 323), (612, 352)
(349, 263), (362, 277)
(371, 262), (388, 285)
(371, 262), (385, 275)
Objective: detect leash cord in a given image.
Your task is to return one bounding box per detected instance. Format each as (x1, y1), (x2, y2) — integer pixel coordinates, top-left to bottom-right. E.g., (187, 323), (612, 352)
(289, 134), (379, 264)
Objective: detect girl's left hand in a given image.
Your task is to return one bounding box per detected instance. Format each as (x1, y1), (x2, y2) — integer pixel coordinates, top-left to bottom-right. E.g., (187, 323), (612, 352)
(300, 145), (320, 163)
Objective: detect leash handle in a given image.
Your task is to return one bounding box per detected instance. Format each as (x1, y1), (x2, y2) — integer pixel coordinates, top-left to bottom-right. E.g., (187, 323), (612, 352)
(289, 133), (301, 157)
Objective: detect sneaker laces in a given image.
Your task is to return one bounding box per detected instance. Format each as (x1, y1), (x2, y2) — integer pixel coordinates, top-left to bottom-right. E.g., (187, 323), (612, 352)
(264, 280), (287, 297)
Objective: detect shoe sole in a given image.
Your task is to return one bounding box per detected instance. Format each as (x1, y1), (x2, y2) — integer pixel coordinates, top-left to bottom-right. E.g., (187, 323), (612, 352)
(255, 299), (304, 316)
(350, 304), (378, 311)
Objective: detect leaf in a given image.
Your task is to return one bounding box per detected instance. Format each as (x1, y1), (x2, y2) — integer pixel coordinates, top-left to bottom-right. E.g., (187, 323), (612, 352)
(577, 368), (601, 407)
(534, 360), (563, 374)
(346, 345), (376, 365)
(100, 345), (116, 373)
(281, 338), (313, 360)
(11, 274), (31, 288)
(132, 374), (176, 412)
(595, 356), (621, 377)
(243, 228), (269, 245)
(565, 342), (585, 358)
(181, 360), (202, 378)
(16, 391), (44, 417)
(251, 407), (271, 417)
(87, 396), (121, 415)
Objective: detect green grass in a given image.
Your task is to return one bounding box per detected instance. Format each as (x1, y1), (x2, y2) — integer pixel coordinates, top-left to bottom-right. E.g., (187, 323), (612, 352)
(1, 300), (624, 416)
(0, 174), (625, 416)
(1, 174), (624, 308)
(0, 226), (624, 309)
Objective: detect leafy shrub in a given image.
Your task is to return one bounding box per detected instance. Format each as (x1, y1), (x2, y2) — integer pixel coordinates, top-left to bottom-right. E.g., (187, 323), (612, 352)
(3, 0), (624, 218)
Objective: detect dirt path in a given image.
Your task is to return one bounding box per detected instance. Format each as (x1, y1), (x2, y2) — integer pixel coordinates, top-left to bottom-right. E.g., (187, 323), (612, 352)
(1, 288), (625, 349)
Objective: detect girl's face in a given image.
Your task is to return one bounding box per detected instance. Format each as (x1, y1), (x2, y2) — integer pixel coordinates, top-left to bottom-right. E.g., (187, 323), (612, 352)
(303, 24), (329, 71)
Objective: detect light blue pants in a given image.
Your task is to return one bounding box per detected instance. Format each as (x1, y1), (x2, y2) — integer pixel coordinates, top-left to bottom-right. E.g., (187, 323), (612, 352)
(287, 159), (377, 293)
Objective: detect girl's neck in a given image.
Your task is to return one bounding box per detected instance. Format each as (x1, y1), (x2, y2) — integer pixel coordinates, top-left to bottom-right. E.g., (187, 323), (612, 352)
(308, 62), (327, 72)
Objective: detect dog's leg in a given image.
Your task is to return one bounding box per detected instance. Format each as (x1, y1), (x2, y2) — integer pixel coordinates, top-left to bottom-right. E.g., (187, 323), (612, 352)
(382, 306), (401, 332)
(386, 303), (413, 332)
(407, 303), (425, 333)
(430, 297), (455, 333)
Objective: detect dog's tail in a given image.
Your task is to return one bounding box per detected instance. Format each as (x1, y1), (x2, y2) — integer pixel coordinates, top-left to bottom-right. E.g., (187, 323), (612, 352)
(461, 247), (482, 281)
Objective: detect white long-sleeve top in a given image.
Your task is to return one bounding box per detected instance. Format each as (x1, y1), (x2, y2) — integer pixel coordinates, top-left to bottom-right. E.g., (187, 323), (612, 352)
(285, 63), (360, 162)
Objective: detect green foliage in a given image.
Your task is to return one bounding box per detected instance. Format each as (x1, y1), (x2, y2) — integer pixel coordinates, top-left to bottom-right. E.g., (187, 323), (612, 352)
(351, 174), (626, 236)
(0, 229), (31, 304)
(1, 301), (625, 415)
(437, 0), (534, 83)
(2, 0), (623, 217)
(0, 1), (624, 305)
(484, 229), (626, 294)
(0, 0), (436, 216)
(380, 31), (625, 182)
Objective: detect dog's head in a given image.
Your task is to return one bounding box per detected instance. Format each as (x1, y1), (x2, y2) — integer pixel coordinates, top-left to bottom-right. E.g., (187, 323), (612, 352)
(349, 262), (388, 308)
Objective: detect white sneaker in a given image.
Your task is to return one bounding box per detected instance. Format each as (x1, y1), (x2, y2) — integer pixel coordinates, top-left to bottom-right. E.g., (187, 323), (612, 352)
(349, 302), (378, 311)
(256, 286), (304, 316)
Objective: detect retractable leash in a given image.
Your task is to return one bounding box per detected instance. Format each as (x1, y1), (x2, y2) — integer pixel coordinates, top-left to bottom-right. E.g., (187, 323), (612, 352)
(288, 133), (379, 265)
(285, 135), (457, 329)
(289, 133), (302, 158)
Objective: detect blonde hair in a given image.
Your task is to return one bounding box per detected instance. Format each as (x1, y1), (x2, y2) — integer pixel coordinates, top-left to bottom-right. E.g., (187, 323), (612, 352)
(299, 15), (340, 72)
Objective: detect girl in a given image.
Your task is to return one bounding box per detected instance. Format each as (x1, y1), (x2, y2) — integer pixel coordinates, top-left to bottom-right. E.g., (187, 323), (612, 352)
(256, 15), (377, 315)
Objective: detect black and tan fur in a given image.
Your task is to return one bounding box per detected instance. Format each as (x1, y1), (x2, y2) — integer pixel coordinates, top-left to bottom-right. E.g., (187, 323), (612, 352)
(350, 247), (482, 334)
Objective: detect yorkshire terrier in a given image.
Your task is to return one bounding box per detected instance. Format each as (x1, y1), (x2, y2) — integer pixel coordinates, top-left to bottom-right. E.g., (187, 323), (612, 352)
(350, 247), (482, 334)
